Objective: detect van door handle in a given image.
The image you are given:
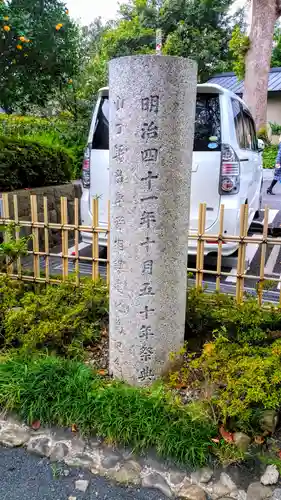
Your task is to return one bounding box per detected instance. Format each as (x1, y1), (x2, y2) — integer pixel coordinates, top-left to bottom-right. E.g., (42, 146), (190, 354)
(239, 158), (250, 162)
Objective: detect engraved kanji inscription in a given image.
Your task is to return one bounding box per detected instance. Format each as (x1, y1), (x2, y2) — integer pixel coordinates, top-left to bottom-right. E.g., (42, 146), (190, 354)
(140, 305), (155, 320)
(113, 258), (125, 271)
(140, 236), (155, 252)
(141, 122), (158, 141)
(140, 345), (154, 362)
(114, 238), (124, 251)
(138, 367), (155, 382)
(142, 260), (153, 275)
(141, 149), (158, 162)
(115, 169), (124, 184)
(114, 216), (125, 230)
(140, 194), (158, 202)
(139, 325), (154, 340)
(141, 95), (159, 114)
(115, 96), (124, 110)
(116, 123), (122, 135)
(114, 192), (124, 207)
(140, 211), (156, 229)
(113, 144), (126, 163)
(139, 282), (155, 296)
(141, 170), (158, 190)
(115, 302), (129, 315)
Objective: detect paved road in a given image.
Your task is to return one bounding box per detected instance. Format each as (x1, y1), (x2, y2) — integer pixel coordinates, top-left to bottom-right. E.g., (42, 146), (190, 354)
(0, 446), (168, 500)
(20, 177), (281, 302)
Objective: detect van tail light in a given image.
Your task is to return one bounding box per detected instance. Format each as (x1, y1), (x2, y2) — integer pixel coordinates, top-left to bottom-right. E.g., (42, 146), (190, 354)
(82, 145), (91, 188)
(219, 144), (240, 195)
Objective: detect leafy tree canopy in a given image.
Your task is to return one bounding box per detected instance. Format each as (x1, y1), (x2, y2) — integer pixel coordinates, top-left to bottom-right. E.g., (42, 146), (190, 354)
(0, 0), (81, 112)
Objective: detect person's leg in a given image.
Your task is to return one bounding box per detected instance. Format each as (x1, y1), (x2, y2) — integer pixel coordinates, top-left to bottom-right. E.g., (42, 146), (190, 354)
(267, 179), (278, 194)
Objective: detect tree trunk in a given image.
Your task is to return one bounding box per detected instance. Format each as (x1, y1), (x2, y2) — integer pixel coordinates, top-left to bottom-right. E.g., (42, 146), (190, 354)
(243, 0), (278, 131)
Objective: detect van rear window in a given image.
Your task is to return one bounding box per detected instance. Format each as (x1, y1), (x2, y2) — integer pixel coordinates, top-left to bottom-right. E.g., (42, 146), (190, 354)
(92, 97), (109, 150)
(194, 94), (221, 152)
(92, 94), (221, 152)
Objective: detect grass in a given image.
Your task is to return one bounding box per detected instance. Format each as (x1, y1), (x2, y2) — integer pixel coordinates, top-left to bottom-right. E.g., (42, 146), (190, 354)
(0, 354), (217, 468)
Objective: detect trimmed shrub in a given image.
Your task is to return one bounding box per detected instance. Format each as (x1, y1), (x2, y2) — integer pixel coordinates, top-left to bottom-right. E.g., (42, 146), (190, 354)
(2, 278), (108, 356)
(0, 135), (73, 191)
(263, 145), (278, 169)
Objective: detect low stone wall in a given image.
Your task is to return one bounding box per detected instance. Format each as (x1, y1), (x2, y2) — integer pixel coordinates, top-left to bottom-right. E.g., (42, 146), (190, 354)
(3, 182), (82, 249)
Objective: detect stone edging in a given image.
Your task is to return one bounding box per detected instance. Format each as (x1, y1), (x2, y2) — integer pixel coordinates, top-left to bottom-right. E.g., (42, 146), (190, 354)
(0, 417), (280, 499)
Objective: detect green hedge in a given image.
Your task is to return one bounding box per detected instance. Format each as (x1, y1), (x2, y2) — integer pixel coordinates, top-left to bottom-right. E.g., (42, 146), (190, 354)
(263, 145), (278, 169)
(0, 135), (74, 191)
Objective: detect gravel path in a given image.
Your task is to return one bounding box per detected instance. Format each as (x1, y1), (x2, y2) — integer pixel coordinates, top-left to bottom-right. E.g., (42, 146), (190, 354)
(0, 446), (168, 500)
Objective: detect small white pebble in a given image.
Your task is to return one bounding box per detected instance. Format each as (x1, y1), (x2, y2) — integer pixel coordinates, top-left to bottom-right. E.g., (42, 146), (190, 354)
(75, 479), (89, 492)
(68, 497), (77, 500)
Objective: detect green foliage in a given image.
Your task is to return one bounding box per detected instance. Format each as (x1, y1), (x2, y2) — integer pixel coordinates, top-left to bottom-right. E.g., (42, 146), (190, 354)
(0, 114), (88, 179)
(258, 127), (269, 145)
(263, 145), (278, 169)
(229, 25), (250, 80)
(0, 224), (29, 270)
(269, 122), (281, 136)
(186, 288), (281, 346)
(0, 354), (216, 467)
(2, 279), (108, 357)
(0, 0), (82, 112)
(0, 135), (73, 191)
(186, 334), (281, 432)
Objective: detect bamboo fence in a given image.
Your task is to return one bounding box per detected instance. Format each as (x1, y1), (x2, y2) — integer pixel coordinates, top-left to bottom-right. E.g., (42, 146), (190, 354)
(0, 193), (280, 305)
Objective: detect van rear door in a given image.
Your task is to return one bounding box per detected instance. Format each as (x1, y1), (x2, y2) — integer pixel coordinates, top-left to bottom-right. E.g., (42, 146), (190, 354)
(190, 91), (222, 231)
(89, 90), (109, 227)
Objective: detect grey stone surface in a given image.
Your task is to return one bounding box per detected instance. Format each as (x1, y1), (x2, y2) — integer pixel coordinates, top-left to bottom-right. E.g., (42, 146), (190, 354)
(246, 482), (272, 500)
(27, 436), (53, 457)
(65, 451), (100, 469)
(178, 481), (207, 499)
(261, 465), (279, 486)
(260, 410), (278, 434)
(109, 460), (142, 485)
(233, 432), (251, 452)
(0, 424), (30, 447)
(271, 489), (281, 499)
(220, 472), (237, 492)
(142, 472), (173, 498)
(49, 442), (70, 462)
(75, 479), (89, 492)
(109, 55), (197, 385)
(190, 467), (213, 484)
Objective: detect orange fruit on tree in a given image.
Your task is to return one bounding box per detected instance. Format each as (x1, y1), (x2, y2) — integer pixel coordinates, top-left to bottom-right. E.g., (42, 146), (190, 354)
(3, 25), (10, 32)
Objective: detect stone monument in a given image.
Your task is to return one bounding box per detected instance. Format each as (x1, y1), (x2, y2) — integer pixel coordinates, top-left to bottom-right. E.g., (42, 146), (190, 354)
(109, 55), (197, 386)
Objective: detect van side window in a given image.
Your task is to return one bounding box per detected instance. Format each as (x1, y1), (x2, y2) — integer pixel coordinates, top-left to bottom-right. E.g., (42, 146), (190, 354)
(231, 99), (246, 149)
(92, 97), (109, 150)
(243, 110), (258, 151)
(194, 94), (221, 152)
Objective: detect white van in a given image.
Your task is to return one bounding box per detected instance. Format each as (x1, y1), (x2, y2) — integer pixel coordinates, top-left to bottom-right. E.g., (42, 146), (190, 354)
(80, 84), (264, 256)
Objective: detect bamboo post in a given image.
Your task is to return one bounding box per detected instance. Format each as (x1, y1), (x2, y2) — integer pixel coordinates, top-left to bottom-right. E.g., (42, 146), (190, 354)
(195, 203), (206, 289)
(216, 204), (225, 292)
(236, 203), (248, 303)
(30, 195), (40, 280)
(61, 197), (69, 281)
(107, 200), (110, 286)
(43, 197), (50, 283)
(13, 195), (22, 279)
(257, 206), (269, 305)
(2, 193), (13, 274)
(92, 197), (99, 281)
(74, 198), (80, 286)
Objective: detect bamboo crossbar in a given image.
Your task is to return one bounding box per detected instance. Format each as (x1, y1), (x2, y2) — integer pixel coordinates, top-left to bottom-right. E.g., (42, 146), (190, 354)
(1, 192), (281, 304)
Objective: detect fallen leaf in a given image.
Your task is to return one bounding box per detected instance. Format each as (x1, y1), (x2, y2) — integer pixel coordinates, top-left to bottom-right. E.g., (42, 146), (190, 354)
(175, 383), (187, 390)
(31, 420), (41, 430)
(219, 425), (234, 443)
(278, 450), (281, 459)
(211, 438), (220, 443)
(98, 369), (107, 376)
(71, 424), (78, 432)
(254, 435), (265, 445)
